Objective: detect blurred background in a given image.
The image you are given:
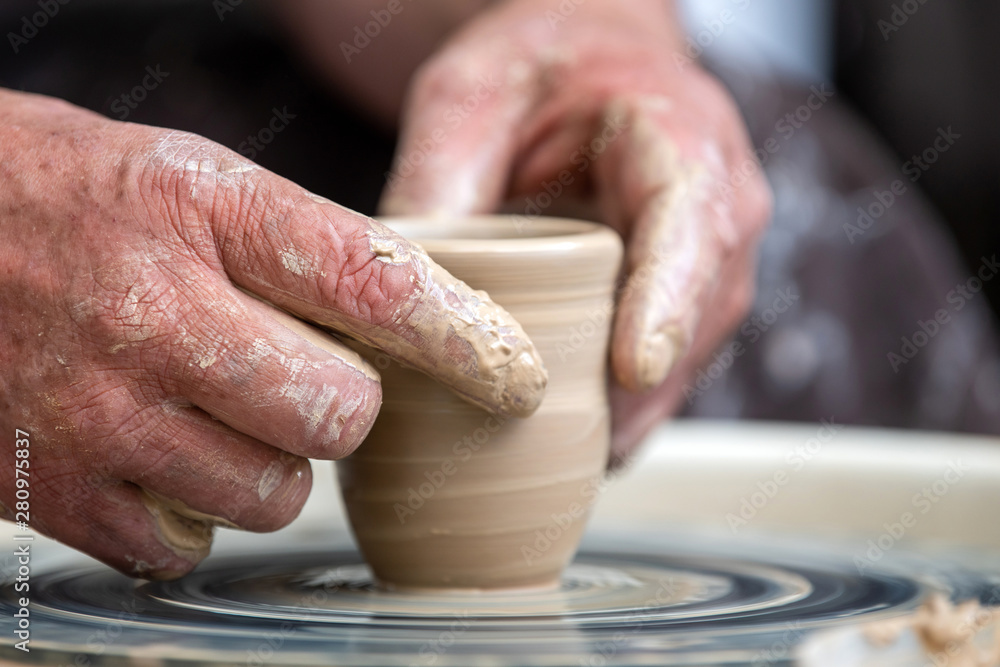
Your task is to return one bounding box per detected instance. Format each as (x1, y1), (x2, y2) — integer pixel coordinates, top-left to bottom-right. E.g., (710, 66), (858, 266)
(1, 0), (997, 435)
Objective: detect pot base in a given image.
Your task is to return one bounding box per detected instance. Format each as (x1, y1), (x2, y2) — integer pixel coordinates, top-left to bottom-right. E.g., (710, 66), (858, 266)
(374, 578), (561, 595)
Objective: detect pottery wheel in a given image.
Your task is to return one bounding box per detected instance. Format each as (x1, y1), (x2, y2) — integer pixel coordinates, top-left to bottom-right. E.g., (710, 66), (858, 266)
(5, 529), (997, 666)
(5, 422), (1000, 665)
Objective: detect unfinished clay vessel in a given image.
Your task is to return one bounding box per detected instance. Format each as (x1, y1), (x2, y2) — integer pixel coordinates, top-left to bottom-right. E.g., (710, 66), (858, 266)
(338, 216), (623, 590)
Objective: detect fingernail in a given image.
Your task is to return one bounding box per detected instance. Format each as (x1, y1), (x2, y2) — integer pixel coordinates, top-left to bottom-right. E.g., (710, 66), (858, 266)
(635, 329), (677, 391)
(256, 460), (285, 502)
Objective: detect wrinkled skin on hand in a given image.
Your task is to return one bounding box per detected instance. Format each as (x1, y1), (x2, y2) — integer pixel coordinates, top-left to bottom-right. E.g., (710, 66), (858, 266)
(381, 0), (773, 464)
(0, 89), (546, 578)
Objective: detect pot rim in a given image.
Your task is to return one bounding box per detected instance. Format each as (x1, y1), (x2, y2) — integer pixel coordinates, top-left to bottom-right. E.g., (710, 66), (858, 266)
(377, 215), (622, 257)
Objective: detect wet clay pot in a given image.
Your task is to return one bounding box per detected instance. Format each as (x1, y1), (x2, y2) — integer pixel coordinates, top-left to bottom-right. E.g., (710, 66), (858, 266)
(338, 217), (623, 591)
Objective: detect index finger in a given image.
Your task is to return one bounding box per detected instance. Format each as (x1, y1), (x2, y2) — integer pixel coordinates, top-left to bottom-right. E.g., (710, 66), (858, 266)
(147, 133), (547, 418)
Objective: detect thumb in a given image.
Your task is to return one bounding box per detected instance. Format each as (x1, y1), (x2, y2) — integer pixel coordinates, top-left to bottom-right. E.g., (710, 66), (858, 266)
(379, 55), (533, 216)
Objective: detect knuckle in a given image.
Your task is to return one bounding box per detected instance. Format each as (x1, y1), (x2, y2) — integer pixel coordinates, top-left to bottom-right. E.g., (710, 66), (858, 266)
(688, 67), (741, 128)
(226, 192), (325, 296)
(56, 376), (161, 459)
(87, 263), (189, 360)
(88, 265), (234, 394)
(325, 229), (419, 330)
(411, 54), (456, 96)
(135, 129), (263, 260)
(116, 424), (186, 482)
(135, 131), (206, 214)
(328, 256), (387, 323)
(210, 169), (282, 264)
(410, 52), (483, 105)
(158, 298), (258, 393)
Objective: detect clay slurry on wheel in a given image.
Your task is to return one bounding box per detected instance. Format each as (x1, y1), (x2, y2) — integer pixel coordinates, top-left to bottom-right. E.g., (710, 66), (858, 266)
(0, 532), (950, 666)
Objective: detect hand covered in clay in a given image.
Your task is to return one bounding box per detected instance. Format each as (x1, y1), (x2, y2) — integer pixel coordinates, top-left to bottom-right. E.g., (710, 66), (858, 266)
(0, 89), (546, 578)
(381, 0), (772, 463)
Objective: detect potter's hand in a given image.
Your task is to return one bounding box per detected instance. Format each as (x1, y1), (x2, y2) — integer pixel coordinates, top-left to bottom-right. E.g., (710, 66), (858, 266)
(0, 89), (545, 579)
(380, 0), (771, 463)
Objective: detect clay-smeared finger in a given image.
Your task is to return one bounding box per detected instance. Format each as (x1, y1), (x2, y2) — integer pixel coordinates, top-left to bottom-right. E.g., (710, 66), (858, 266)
(149, 281), (381, 460)
(609, 241), (759, 464)
(594, 98), (726, 392)
(611, 181), (722, 392)
(39, 477), (213, 580)
(246, 209), (549, 418)
(0, 416), (215, 579)
(146, 134), (546, 417)
(378, 48), (533, 216)
(111, 403), (313, 533)
(147, 144), (547, 418)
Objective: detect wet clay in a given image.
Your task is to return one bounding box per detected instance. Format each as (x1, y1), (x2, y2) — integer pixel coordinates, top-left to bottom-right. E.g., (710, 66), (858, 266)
(143, 490), (240, 528)
(285, 217), (549, 420)
(865, 594), (1000, 666)
(338, 217), (623, 590)
(349, 222), (549, 418)
(140, 490), (214, 562)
